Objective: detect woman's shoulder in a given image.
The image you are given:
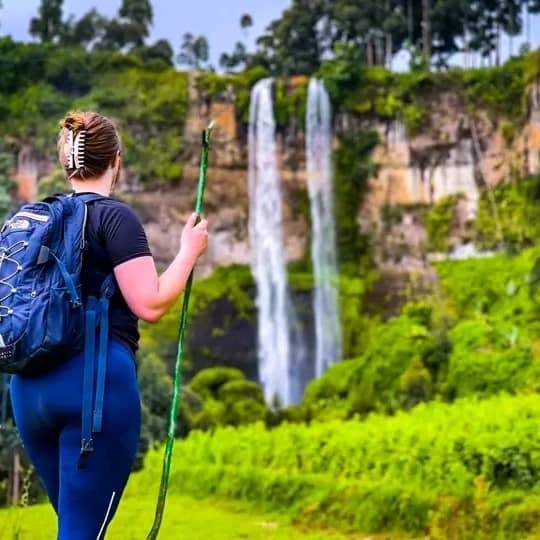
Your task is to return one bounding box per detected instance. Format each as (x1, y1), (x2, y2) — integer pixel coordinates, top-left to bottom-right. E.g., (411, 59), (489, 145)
(96, 197), (143, 220)
(90, 197), (147, 238)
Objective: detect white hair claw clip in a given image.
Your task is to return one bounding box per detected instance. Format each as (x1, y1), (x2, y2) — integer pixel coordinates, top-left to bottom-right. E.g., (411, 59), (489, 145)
(65, 129), (86, 170)
(73, 130), (86, 169)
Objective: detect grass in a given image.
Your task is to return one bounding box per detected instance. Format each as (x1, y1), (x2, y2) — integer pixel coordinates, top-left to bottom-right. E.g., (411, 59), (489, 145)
(0, 494), (355, 539)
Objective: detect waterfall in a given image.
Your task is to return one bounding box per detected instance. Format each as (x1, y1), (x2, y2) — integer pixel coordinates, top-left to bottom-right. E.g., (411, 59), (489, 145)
(248, 78), (292, 406)
(306, 78), (343, 377)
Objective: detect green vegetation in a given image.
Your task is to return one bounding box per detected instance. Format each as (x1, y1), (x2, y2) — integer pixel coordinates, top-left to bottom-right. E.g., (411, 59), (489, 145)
(4, 5), (540, 538)
(0, 38), (188, 184)
(0, 154), (16, 220)
(333, 131), (379, 271)
(475, 175), (540, 252)
(426, 194), (463, 253)
(0, 494), (351, 539)
(319, 61), (433, 133)
(306, 246), (540, 419)
(78, 68), (189, 184)
(187, 367), (267, 431)
(129, 394), (540, 538)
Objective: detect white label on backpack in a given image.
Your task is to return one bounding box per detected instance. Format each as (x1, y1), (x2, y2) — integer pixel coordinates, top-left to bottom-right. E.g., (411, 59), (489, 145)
(8, 219), (30, 231)
(14, 211), (49, 223)
(0, 335), (5, 347)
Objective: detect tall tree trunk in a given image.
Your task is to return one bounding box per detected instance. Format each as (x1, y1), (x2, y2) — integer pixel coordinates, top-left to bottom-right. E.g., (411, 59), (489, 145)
(496, 24), (501, 66)
(367, 38), (374, 67)
(526, 2), (531, 45)
(386, 32), (393, 68)
(422, 0), (432, 66)
(376, 35), (385, 65)
(408, 0), (414, 45)
(463, 20), (469, 68)
(11, 450), (20, 506)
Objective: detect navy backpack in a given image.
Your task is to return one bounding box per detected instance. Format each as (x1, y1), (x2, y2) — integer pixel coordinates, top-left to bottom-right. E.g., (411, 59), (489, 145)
(0, 193), (116, 468)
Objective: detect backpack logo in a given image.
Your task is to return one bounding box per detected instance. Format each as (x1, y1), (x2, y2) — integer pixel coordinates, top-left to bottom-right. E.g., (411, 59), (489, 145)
(8, 219), (30, 231)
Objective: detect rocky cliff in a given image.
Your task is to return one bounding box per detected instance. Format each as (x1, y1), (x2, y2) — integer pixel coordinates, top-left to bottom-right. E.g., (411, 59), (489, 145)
(13, 75), (540, 272)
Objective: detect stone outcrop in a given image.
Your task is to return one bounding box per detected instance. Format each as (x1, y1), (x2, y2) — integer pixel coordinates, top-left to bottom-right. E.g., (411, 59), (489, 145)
(15, 78), (540, 271)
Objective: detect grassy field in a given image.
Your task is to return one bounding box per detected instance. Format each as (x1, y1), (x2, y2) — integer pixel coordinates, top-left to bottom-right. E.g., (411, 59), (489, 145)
(0, 494), (357, 540)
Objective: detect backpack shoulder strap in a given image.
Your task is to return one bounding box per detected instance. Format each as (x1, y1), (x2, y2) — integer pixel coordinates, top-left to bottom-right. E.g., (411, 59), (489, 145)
(78, 273), (116, 470)
(42, 192), (105, 205)
(77, 193), (106, 205)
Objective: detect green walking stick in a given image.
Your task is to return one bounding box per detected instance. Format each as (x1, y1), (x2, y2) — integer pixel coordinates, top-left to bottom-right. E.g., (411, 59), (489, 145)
(147, 121), (215, 540)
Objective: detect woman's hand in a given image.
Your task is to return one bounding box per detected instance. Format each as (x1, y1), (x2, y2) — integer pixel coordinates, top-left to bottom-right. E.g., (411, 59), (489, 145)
(181, 212), (209, 260)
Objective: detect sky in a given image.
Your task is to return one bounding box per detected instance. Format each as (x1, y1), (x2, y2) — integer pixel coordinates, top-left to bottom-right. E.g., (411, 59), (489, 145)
(0, 0), (292, 66)
(1, 0), (539, 70)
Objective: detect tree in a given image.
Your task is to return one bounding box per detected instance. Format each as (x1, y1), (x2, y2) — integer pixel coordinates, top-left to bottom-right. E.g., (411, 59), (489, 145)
(256, 0), (326, 75)
(219, 14), (256, 72)
(29, 0), (65, 43)
(220, 42), (248, 72)
(95, 0), (153, 51)
(61, 8), (107, 48)
(177, 32), (195, 67)
(249, 0), (533, 73)
(240, 12), (253, 37)
(133, 39), (174, 67)
(177, 33), (209, 69)
(96, 19), (128, 51)
(118, 0), (153, 48)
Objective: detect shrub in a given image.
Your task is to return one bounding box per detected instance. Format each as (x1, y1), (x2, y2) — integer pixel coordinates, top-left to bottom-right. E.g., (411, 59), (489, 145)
(188, 367), (268, 431)
(133, 393), (540, 538)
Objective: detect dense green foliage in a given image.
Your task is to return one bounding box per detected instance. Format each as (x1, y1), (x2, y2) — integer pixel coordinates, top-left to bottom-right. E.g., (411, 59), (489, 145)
(0, 38), (187, 184)
(253, 0), (540, 75)
(475, 175), (540, 251)
(132, 394), (540, 538)
(78, 68), (189, 183)
(187, 368), (267, 431)
(305, 246), (540, 420)
(333, 131), (379, 271)
(426, 194), (462, 252)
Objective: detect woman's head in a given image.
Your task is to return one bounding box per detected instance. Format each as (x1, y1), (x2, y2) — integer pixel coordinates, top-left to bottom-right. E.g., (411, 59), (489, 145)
(58, 112), (121, 185)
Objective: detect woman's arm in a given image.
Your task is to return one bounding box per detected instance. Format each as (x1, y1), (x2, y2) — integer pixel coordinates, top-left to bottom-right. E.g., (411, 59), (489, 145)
(113, 213), (208, 323)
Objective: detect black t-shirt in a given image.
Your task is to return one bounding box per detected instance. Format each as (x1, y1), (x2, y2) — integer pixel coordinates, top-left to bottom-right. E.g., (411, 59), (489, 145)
(79, 194), (152, 354)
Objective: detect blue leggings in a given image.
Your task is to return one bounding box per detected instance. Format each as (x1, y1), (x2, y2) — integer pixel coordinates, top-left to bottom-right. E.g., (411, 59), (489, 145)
(10, 340), (141, 540)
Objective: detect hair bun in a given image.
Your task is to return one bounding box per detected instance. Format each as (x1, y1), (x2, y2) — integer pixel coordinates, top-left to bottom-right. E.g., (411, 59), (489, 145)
(61, 112), (86, 132)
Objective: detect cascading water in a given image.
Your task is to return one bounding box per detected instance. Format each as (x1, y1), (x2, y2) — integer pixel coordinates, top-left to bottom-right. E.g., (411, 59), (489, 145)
(306, 78), (343, 377)
(248, 78), (292, 405)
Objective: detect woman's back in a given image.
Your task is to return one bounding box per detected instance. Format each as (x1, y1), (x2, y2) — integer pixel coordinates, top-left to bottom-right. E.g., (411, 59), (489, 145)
(81, 195), (151, 354)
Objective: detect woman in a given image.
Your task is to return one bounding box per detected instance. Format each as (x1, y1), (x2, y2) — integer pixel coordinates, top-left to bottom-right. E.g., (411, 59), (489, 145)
(10, 111), (209, 539)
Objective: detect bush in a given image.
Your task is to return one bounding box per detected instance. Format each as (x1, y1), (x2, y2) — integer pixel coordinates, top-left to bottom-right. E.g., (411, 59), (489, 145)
(133, 394), (540, 538)
(443, 318), (540, 399)
(189, 367), (245, 400)
(188, 367), (268, 431)
(475, 175), (540, 252)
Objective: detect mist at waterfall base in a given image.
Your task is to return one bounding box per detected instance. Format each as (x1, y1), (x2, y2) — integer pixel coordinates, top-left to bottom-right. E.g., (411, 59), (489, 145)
(248, 78), (341, 406)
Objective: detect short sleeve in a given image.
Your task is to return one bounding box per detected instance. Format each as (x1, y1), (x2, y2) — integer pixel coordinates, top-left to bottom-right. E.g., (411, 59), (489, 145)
(99, 202), (152, 267)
